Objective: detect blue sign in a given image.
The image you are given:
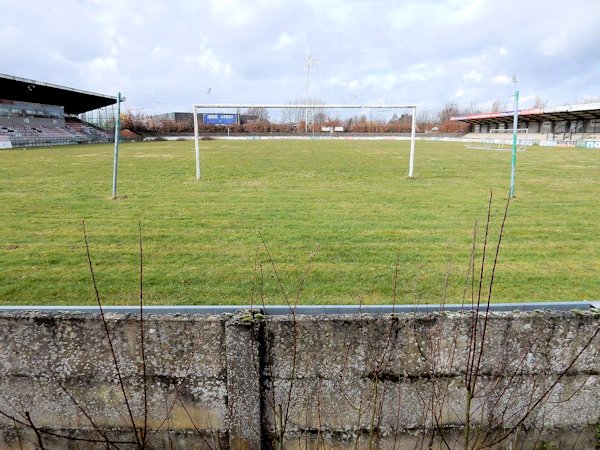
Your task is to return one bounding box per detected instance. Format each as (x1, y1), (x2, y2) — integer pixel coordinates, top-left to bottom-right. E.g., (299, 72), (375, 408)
(203, 113), (238, 125)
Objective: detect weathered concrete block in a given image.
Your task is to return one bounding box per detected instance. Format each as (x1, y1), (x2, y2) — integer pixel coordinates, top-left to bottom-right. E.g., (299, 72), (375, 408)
(225, 311), (265, 449)
(0, 310), (598, 449)
(0, 313), (226, 379)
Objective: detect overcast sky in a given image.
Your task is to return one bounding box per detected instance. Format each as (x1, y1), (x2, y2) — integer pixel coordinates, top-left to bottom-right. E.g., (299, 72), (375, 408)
(2, 0), (600, 115)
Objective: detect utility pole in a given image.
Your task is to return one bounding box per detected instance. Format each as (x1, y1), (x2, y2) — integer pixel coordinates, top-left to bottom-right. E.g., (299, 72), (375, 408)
(112, 92), (125, 198)
(510, 75), (519, 199)
(305, 49), (319, 133)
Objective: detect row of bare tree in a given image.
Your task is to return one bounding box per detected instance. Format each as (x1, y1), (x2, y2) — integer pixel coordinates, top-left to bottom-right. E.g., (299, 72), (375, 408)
(120, 102), (486, 135)
(122, 95), (600, 136)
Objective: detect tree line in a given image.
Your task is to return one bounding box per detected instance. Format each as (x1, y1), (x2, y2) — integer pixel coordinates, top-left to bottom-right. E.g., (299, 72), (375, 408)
(120, 102), (475, 135)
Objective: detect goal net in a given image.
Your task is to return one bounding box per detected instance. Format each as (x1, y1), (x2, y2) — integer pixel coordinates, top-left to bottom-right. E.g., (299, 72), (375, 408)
(467, 128), (529, 152)
(192, 103), (418, 180)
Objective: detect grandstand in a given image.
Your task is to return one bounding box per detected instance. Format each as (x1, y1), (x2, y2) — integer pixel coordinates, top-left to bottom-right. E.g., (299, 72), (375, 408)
(0, 73), (116, 148)
(452, 102), (600, 145)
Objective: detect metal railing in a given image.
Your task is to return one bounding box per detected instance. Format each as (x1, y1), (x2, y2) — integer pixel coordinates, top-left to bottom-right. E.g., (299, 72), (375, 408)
(0, 301), (596, 316)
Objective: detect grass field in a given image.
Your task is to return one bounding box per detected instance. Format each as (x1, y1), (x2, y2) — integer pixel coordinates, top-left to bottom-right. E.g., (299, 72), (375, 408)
(0, 139), (598, 306)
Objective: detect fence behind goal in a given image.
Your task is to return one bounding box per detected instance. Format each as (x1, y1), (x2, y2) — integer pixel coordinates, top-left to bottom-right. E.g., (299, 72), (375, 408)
(467, 128), (530, 151)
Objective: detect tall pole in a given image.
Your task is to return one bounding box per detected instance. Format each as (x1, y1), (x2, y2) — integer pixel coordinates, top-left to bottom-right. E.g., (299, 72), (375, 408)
(510, 75), (519, 198)
(112, 92), (122, 198)
(305, 50), (318, 133)
(193, 105), (201, 179)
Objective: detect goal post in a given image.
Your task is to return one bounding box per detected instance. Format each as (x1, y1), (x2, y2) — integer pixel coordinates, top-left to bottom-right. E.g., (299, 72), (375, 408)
(192, 103), (417, 180)
(467, 128), (530, 152)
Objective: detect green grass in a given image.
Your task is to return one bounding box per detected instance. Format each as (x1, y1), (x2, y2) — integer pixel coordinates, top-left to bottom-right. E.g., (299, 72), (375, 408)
(0, 139), (598, 306)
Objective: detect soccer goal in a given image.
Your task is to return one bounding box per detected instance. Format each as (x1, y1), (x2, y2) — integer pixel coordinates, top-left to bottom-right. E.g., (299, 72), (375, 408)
(191, 103), (417, 180)
(467, 128), (529, 152)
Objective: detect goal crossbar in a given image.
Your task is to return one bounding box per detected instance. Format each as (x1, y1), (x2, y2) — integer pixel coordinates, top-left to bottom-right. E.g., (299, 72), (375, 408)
(192, 103), (417, 180)
(192, 103), (416, 109)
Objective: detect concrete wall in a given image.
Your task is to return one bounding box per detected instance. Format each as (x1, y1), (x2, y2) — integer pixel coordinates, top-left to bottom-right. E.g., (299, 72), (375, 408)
(0, 312), (228, 449)
(0, 309), (599, 449)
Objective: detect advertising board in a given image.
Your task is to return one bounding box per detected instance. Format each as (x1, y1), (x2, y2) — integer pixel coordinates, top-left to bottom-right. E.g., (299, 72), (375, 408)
(582, 141), (600, 149)
(203, 113), (238, 125)
(0, 136), (12, 149)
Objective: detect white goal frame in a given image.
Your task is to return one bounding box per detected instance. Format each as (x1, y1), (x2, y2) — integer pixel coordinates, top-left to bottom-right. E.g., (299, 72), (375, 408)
(192, 103), (417, 180)
(467, 128), (529, 152)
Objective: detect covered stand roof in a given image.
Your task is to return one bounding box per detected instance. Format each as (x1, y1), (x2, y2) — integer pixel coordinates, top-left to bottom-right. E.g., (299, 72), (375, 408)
(451, 103), (600, 126)
(0, 73), (116, 115)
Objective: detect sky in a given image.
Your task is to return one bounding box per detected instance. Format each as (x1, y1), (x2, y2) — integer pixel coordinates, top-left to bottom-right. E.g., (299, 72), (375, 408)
(2, 0), (600, 116)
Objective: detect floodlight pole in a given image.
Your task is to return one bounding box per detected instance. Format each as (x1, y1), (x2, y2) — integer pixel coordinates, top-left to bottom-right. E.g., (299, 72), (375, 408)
(112, 92), (123, 198)
(193, 105), (201, 179)
(510, 75), (519, 198)
(305, 50), (318, 133)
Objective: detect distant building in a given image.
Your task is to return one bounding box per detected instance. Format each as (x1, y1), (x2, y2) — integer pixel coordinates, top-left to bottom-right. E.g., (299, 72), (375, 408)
(151, 112), (194, 123)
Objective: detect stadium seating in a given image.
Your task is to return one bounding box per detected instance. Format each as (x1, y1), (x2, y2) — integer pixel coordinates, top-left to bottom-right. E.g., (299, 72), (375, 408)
(463, 132), (578, 142)
(464, 129), (600, 143)
(0, 117), (112, 147)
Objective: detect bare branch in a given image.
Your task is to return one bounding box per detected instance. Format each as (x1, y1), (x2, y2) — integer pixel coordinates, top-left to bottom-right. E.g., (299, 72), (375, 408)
(82, 220), (141, 447)
(139, 220), (149, 445)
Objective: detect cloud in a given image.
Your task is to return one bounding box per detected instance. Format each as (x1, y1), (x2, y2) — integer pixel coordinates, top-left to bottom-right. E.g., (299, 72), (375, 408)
(365, 73), (398, 91)
(463, 70), (483, 83)
(538, 32), (569, 58)
(80, 57), (119, 87)
(399, 63), (445, 82)
(181, 49), (232, 77)
(273, 33), (296, 50)
(492, 74), (512, 86)
(323, 76), (360, 91)
(452, 88), (465, 99)
(2, 0), (600, 112)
